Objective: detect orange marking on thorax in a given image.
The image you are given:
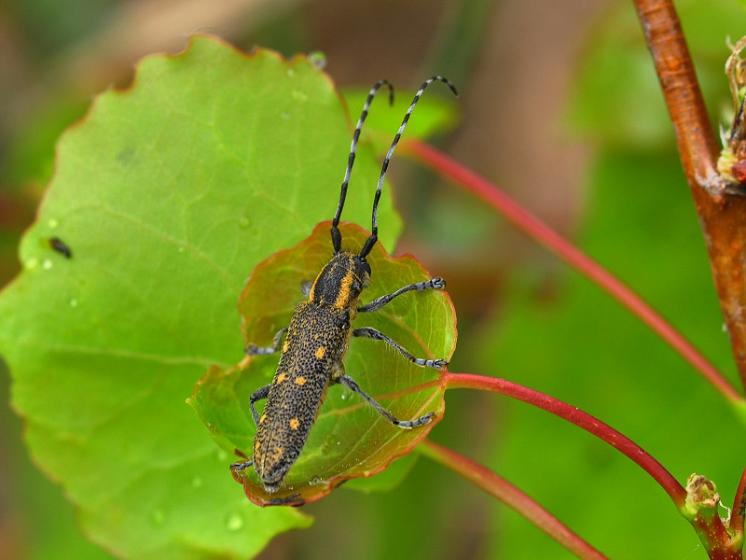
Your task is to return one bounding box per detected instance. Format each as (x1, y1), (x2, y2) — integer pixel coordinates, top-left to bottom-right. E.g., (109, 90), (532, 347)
(276, 372), (288, 384)
(309, 261), (329, 302)
(333, 269), (354, 309)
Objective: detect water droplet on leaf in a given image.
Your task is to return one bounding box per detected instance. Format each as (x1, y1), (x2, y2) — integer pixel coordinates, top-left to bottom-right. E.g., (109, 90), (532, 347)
(151, 509), (165, 525)
(225, 512), (243, 531)
(24, 258), (38, 270)
(292, 90), (308, 102)
(308, 51), (327, 69)
(42, 259), (53, 270)
(47, 218), (59, 229)
(69, 298), (79, 308)
(191, 476), (203, 488)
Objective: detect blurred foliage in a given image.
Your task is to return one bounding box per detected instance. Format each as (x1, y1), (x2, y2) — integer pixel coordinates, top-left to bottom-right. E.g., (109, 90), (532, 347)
(480, 151), (740, 558)
(480, 0), (746, 558)
(568, 0), (745, 148)
(423, 0), (495, 87)
(2, 98), (88, 189)
(5, 0), (117, 56)
(1, 363), (112, 560)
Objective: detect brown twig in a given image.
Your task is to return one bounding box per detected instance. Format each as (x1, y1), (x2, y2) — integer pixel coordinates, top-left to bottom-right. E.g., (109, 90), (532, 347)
(632, 0), (746, 393)
(730, 467), (746, 541)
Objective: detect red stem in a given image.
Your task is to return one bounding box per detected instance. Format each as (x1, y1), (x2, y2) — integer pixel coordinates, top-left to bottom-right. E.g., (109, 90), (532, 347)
(731, 467), (746, 538)
(444, 372), (687, 507)
(404, 139), (743, 406)
(419, 439), (608, 560)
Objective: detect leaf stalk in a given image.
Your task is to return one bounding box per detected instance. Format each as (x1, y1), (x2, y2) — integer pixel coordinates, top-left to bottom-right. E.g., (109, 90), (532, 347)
(419, 439), (608, 560)
(403, 138), (744, 410)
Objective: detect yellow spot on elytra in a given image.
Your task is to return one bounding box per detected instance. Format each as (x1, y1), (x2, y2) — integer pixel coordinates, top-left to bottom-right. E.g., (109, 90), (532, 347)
(282, 340), (289, 353)
(259, 414), (266, 424)
(333, 269), (354, 309)
(276, 372), (287, 384)
(294, 376), (306, 386)
(315, 346), (326, 359)
(289, 418), (300, 430)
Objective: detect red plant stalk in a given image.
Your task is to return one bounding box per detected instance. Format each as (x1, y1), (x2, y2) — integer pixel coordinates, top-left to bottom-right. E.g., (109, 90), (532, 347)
(444, 372), (746, 557)
(444, 372), (687, 507)
(730, 468), (746, 543)
(631, 0), (746, 394)
(403, 138), (744, 408)
(419, 439), (608, 560)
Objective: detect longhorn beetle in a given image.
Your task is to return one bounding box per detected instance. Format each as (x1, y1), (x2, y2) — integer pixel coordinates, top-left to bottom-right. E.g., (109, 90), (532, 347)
(231, 76), (458, 494)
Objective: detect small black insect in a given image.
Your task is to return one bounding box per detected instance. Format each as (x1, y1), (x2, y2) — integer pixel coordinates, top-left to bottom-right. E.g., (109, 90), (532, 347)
(49, 236), (72, 258)
(231, 76), (458, 494)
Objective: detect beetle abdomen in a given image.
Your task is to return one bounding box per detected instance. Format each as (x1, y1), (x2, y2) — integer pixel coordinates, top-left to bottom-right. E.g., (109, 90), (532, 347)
(254, 302), (350, 490)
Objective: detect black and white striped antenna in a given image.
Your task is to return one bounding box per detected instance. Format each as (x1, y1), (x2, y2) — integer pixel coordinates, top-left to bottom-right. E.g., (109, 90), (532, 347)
(358, 75), (458, 259)
(331, 80), (394, 253)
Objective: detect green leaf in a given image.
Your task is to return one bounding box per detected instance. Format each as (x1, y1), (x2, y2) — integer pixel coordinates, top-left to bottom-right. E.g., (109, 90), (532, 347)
(0, 36), (406, 559)
(190, 222), (456, 506)
(342, 87), (459, 152)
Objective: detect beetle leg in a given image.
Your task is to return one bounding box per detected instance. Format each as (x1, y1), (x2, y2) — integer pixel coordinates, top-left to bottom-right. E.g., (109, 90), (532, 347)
(230, 458), (253, 471)
(353, 327), (448, 369)
(337, 374), (434, 429)
(357, 277), (445, 313)
(230, 459), (254, 481)
(267, 494), (304, 506)
(330, 360), (345, 381)
(245, 327), (287, 356)
(248, 384), (271, 427)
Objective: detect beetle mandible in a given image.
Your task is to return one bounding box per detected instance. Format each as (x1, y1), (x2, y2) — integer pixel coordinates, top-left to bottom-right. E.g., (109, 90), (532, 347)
(231, 75), (458, 494)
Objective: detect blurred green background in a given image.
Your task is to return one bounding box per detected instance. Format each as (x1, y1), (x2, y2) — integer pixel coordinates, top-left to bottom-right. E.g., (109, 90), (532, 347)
(1, 0), (745, 558)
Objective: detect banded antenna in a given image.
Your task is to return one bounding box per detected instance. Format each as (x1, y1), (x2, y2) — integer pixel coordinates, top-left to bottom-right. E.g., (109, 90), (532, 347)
(359, 75), (458, 259)
(332, 80), (395, 253)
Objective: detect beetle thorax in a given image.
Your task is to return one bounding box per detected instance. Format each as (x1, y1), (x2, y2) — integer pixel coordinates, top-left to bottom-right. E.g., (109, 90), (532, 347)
(308, 251), (370, 309)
